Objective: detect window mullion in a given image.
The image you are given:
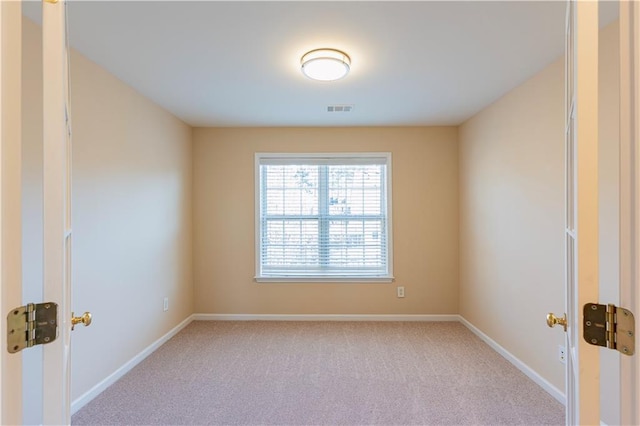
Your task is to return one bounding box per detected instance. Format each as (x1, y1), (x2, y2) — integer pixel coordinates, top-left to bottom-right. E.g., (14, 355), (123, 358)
(319, 165), (329, 269)
(380, 167), (387, 268)
(260, 165), (267, 275)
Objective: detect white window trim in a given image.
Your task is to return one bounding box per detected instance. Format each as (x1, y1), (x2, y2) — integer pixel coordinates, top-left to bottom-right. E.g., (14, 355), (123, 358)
(254, 152), (394, 283)
(255, 277), (394, 283)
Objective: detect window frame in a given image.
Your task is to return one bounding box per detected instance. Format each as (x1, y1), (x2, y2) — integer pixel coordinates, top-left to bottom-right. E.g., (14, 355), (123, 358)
(254, 152), (394, 283)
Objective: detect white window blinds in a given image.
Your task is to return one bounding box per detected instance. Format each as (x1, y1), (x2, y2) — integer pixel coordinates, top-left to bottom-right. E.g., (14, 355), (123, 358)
(256, 153), (392, 280)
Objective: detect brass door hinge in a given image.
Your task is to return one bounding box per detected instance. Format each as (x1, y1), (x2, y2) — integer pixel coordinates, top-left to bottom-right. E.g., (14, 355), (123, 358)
(6, 303), (58, 354)
(583, 303), (635, 356)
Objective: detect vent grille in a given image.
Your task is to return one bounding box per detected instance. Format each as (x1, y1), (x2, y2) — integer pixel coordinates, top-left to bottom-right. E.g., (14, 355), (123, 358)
(327, 105), (354, 113)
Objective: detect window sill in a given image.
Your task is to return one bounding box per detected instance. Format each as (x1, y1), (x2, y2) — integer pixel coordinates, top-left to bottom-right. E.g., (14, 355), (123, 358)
(255, 276), (395, 283)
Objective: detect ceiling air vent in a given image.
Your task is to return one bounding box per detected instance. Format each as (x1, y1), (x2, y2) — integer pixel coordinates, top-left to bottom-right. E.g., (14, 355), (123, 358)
(327, 105), (354, 113)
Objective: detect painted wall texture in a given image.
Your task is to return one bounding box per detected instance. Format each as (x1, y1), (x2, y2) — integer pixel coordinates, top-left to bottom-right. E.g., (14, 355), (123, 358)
(193, 127), (459, 315)
(459, 55), (566, 394)
(21, 17), (194, 409)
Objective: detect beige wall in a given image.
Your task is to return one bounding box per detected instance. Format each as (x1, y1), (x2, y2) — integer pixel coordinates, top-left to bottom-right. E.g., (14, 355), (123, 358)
(459, 57), (566, 392)
(21, 16), (194, 410)
(193, 127), (459, 315)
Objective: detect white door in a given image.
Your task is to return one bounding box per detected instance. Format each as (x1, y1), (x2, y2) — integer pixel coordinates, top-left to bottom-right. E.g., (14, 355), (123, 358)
(1, 0), (72, 424)
(42, 0), (73, 423)
(562, 0), (600, 424)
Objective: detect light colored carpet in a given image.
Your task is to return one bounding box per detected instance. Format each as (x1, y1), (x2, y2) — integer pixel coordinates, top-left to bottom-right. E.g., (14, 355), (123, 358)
(71, 321), (564, 425)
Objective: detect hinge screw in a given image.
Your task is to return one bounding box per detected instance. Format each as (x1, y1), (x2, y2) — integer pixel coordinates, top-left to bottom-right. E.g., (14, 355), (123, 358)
(623, 311), (629, 316)
(628, 331), (634, 337)
(586, 321), (592, 326)
(43, 337), (50, 343)
(623, 347), (629, 353)
(591, 338), (598, 344)
(591, 305), (598, 310)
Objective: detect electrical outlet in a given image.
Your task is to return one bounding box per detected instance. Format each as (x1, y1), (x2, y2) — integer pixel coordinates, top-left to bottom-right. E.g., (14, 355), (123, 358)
(163, 297), (169, 312)
(558, 345), (566, 364)
(397, 286), (405, 298)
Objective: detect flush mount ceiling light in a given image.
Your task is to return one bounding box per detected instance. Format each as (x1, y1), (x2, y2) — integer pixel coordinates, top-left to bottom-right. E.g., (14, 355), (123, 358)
(301, 48), (351, 82)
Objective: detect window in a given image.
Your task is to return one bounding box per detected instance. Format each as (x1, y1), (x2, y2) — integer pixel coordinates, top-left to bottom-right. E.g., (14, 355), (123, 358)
(255, 153), (393, 281)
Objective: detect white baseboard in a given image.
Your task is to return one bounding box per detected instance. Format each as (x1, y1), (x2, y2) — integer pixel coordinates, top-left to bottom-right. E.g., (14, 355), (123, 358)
(192, 313), (460, 322)
(70, 314), (194, 415)
(459, 316), (566, 406)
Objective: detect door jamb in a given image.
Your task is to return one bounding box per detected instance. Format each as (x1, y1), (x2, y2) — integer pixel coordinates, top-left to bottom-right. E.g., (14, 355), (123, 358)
(619, 1), (640, 424)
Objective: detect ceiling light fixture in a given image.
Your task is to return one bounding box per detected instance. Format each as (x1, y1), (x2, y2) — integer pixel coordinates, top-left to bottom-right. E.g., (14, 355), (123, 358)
(301, 48), (351, 82)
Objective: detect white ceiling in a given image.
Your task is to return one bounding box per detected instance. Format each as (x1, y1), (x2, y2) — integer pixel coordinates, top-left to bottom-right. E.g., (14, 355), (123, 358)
(22, 1), (618, 127)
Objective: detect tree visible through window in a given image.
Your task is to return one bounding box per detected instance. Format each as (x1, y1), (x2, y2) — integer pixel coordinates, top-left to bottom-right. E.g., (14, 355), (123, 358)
(255, 153), (392, 280)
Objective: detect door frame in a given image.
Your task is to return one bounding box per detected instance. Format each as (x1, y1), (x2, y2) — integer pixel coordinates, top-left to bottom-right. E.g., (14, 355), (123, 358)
(0, 0), (24, 424)
(619, 1), (640, 424)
